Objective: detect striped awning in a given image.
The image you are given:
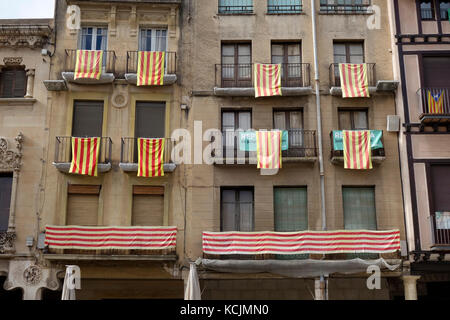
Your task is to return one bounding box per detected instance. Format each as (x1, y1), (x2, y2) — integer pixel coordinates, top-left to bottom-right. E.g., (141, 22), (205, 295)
(45, 225), (177, 250)
(203, 230), (400, 255)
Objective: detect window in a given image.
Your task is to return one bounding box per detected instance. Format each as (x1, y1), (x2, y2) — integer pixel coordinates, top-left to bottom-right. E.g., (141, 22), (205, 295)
(343, 187), (377, 259)
(0, 174), (13, 232)
(134, 102), (166, 162)
(72, 101), (104, 137)
(79, 27), (108, 50)
(429, 165), (450, 244)
(267, 0), (302, 13)
(320, 0), (371, 14)
(272, 42), (302, 86)
(419, 1), (435, 20)
(221, 188), (254, 231)
(439, 1), (450, 19)
(132, 186), (164, 226)
(333, 42), (364, 64)
(274, 109), (303, 148)
(219, 0), (253, 14)
(221, 43), (252, 87)
(338, 109), (368, 130)
(422, 56), (450, 88)
(139, 28), (167, 52)
(0, 67), (27, 98)
(222, 110), (252, 153)
(66, 185), (100, 226)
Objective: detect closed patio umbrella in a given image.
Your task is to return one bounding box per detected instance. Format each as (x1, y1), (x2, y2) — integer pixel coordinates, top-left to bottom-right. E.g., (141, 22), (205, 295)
(184, 263), (201, 300)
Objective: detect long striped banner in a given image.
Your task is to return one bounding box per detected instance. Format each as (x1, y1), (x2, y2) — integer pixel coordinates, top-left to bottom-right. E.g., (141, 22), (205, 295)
(343, 130), (372, 170)
(203, 230), (401, 255)
(254, 63), (282, 98)
(427, 90), (444, 114)
(69, 137), (100, 177)
(45, 226), (177, 250)
(74, 50), (103, 80)
(138, 138), (165, 178)
(256, 131), (282, 169)
(339, 63), (370, 98)
(137, 51), (165, 86)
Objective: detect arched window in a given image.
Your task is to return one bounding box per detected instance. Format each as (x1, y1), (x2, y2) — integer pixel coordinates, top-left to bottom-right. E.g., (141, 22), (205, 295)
(0, 67), (27, 98)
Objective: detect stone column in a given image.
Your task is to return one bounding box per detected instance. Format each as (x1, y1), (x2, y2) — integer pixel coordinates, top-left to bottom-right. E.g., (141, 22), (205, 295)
(402, 275), (421, 300)
(314, 277), (328, 300)
(25, 69), (35, 98)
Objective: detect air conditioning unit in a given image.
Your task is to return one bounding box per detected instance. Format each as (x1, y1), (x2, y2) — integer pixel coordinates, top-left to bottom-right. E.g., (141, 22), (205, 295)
(387, 115), (401, 132)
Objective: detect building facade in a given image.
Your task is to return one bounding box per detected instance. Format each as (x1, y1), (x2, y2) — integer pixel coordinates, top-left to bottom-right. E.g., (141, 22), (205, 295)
(0, 0), (421, 300)
(390, 0), (450, 299)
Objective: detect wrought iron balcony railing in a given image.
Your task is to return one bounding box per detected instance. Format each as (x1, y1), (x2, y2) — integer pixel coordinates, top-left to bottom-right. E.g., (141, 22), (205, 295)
(126, 51), (177, 74)
(215, 63), (311, 88)
(320, 1), (372, 14)
(120, 137), (173, 164)
(329, 63), (376, 87)
(330, 130), (385, 158)
(64, 49), (116, 74)
(267, 0), (302, 13)
(430, 212), (450, 248)
(418, 88), (450, 117)
(54, 136), (112, 164)
(217, 129), (317, 161)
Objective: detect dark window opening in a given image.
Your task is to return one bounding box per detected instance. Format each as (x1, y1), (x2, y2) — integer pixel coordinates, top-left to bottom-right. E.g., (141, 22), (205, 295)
(221, 188), (254, 232)
(0, 67), (27, 98)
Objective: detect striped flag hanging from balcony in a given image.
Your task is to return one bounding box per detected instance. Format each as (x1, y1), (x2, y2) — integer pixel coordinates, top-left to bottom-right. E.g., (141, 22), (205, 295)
(45, 226), (177, 250)
(137, 51), (165, 86)
(137, 138), (165, 178)
(69, 137), (100, 177)
(343, 130), (372, 170)
(427, 90), (444, 114)
(254, 63), (282, 98)
(202, 230), (401, 255)
(74, 50), (103, 80)
(256, 131), (282, 169)
(339, 63), (370, 98)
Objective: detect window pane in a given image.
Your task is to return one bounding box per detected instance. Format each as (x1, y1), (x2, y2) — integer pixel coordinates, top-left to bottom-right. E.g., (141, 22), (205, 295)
(222, 112), (235, 129)
(353, 111), (368, 129)
(333, 43), (346, 56)
(343, 187), (377, 230)
(238, 112), (251, 130)
(288, 43), (300, 56)
(290, 111), (303, 129)
(349, 43), (363, 55)
(239, 190), (253, 231)
(222, 45), (235, 57)
(441, 2), (450, 19)
(274, 112), (287, 130)
(338, 111), (352, 130)
(135, 102), (166, 138)
(0, 174), (13, 232)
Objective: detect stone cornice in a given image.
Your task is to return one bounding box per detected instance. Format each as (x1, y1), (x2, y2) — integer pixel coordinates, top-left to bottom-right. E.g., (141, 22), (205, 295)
(0, 24), (53, 49)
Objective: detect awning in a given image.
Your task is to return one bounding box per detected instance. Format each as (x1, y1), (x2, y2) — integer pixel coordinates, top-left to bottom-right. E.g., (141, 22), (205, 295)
(199, 258), (400, 279)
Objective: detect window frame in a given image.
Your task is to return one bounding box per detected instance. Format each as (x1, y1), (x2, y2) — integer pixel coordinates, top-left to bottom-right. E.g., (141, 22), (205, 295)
(0, 67), (27, 98)
(333, 41), (365, 64)
(0, 173), (13, 233)
(220, 187), (255, 232)
(218, 0), (254, 14)
(221, 42), (252, 87)
(267, 0), (303, 14)
(338, 108), (369, 130)
(139, 28), (168, 52)
(78, 26), (108, 51)
(418, 0), (436, 20)
(438, 0), (450, 20)
(319, 0), (372, 14)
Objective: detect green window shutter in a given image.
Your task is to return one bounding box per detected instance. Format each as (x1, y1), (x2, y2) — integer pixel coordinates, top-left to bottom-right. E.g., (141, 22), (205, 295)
(274, 187), (308, 259)
(343, 187), (378, 259)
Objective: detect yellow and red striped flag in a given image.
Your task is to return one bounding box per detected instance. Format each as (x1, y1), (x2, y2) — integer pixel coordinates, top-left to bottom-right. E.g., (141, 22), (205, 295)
(427, 90), (444, 114)
(343, 130), (372, 170)
(137, 51), (165, 86)
(74, 50), (103, 80)
(339, 63), (370, 98)
(256, 131), (282, 169)
(137, 138), (165, 177)
(254, 63), (282, 98)
(69, 137), (101, 177)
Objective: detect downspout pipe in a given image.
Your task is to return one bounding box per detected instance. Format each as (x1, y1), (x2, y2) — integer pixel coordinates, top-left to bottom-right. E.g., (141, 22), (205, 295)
(311, 0), (328, 300)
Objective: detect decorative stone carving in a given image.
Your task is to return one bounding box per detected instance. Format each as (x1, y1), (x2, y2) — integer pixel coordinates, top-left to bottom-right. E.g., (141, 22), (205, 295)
(0, 133), (24, 172)
(0, 232), (16, 254)
(129, 6), (137, 37)
(3, 57), (23, 66)
(23, 265), (42, 286)
(0, 25), (52, 49)
(111, 91), (128, 109)
(109, 6), (117, 37)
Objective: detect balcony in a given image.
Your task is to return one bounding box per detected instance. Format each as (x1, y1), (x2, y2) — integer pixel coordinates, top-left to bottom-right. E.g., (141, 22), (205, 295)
(202, 229), (401, 259)
(267, 1), (302, 14)
(214, 129), (317, 165)
(42, 225), (177, 262)
(319, 1), (373, 14)
(430, 212), (450, 250)
(53, 136), (113, 174)
(214, 63), (312, 97)
(125, 51), (177, 86)
(61, 49), (117, 84)
(330, 130), (386, 165)
(218, 3), (254, 14)
(417, 88), (450, 125)
(329, 63), (398, 96)
(119, 138), (176, 173)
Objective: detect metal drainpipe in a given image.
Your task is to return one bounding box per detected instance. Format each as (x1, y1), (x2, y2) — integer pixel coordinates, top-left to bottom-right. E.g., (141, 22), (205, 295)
(310, 0), (328, 300)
